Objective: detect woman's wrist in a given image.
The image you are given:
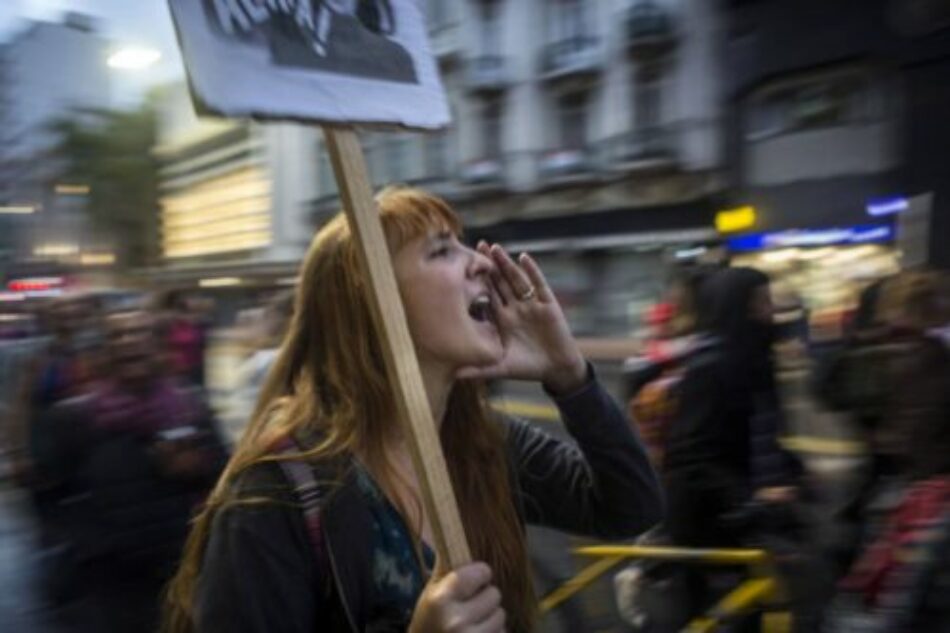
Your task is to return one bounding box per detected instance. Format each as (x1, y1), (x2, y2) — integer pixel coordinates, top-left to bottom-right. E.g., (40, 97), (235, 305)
(542, 355), (589, 396)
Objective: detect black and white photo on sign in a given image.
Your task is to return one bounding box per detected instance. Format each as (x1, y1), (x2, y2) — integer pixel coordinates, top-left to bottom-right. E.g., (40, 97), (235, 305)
(169, 0), (450, 129)
(205, 0), (417, 84)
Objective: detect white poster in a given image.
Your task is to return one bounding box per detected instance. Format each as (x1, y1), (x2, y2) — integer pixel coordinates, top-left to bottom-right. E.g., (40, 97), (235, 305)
(168, 0), (451, 130)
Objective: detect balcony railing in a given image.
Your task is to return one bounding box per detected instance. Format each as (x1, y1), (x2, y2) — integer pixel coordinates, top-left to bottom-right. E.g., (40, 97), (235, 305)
(464, 55), (508, 93)
(460, 158), (505, 187)
(540, 37), (603, 83)
(429, 22), (461, 66)
(598, 127), (678, 170)
(538, 147), (597, 183)
(625, 1), (677, 60)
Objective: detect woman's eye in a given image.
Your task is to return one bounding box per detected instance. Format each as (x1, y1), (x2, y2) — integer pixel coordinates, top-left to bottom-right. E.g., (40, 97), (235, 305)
(430, 245), (451, 258)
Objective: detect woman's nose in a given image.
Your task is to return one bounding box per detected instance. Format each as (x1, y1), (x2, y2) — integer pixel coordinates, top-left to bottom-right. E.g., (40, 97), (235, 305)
(468, 245), (495, 277)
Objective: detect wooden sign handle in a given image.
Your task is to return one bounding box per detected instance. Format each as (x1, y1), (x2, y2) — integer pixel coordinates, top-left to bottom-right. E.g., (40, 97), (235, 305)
(322, 125), (472, 571)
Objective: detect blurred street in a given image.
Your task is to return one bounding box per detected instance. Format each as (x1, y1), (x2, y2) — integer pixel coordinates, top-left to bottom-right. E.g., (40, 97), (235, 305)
(1, 0), (949, 631)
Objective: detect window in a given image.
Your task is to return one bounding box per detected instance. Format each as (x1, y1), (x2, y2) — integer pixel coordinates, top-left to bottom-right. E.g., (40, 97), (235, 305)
(634, 70), (662, 130)
(558, 92), (587, 149)
(359, 137), (384, 186)
(549, 0), (588, 43)
(745, 71), (876, 140)
(425, 132), (450, 179)
(317, 146), (337, 196)
(478, 1), (501, 55)
(482, 99), (503, 159)
(385, 137), (410, 183)
(427, 0), (448, 28)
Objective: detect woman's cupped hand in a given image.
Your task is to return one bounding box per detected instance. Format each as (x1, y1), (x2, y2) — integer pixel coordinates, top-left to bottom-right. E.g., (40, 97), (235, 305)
(455, 243), (587, 395)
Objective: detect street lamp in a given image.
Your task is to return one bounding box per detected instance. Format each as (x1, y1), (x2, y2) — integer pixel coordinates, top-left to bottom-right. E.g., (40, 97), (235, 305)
(107, 47), (162, 70)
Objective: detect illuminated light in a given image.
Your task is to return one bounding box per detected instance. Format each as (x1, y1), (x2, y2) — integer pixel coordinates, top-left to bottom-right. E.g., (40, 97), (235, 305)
(160, 166), (272, 259)
(107, 47), (162, 70)
(728, 225), (895, 252)
(199, 277), (242, 288)
(25, 288), (63, 298)
(715, 206), (757, 234)
(0, 205), (37, 214)
(55, 184), (90, 195)
(674, 247), (707, 260)
(761, 249), (799, 264)
(797, 247), (835, 261)
(79, 253), (116, 266)
(867, 196), (909, 217)
(832, 245), (880, 262)
(34, 244), (79, 257)
(8, 277), (64, 292)
(0, 292), (26, 302)
(277, 277), (300, 286)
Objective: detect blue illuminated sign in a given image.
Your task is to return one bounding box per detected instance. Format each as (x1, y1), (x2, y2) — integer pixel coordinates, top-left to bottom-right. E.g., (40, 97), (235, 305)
(728, 225), (894, 252)
(867, 196), (909, 217)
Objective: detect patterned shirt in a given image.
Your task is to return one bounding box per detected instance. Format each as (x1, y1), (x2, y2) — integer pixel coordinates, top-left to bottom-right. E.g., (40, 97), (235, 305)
(354, 465), (436, 632)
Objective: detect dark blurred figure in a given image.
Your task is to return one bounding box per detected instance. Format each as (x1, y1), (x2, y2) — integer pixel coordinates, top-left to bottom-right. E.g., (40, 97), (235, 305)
(665, 267), (801, 545)
(827, 270), (950, 632)
(662, 267), (823, 631)
(41, 310), (227, 632)
(11, 296), (100, 506)
(623, 267), (716, 470)
(153, 290), (208, 387)
(814, 276), (897, 489)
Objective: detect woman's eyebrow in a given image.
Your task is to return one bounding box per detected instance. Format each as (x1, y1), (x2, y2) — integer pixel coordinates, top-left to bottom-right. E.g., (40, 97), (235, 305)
(427, 230), (453, 244)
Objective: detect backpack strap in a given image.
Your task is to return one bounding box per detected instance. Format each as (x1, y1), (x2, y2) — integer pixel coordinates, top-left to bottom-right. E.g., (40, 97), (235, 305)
(273, 437), (332, 598)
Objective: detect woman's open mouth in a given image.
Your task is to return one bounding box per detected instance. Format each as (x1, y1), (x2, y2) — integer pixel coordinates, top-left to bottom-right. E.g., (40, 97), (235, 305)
(468, 295), (493, 324)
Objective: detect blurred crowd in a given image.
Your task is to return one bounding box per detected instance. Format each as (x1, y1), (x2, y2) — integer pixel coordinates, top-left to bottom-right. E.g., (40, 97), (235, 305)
(0, 289), (232, 632)
(618, 266), (950, 632)
(0, 265), (948, 632)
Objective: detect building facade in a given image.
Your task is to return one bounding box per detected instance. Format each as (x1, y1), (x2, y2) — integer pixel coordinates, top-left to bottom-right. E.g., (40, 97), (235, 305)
(150, 82), (316, 294)
(149, 1), (726, 337)
(309, 0), (727, 337)
(722, 0), (950, 326)
(0, 13), (111, 273)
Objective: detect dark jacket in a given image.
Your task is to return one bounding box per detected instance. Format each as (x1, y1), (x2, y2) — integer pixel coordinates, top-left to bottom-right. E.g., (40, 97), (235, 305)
(46, 384), (228, 572)
(194, 374), (664, 633)
(663, 268), (796, 546)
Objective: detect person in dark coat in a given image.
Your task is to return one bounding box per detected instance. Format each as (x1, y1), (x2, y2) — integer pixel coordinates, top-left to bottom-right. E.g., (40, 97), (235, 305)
(664, 267), (798, 547)
(662, 267), (825, 631)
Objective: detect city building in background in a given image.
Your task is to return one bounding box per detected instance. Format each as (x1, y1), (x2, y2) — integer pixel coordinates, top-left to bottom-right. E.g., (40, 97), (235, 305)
(309, 0), (727, 337)
(722, 0), (950, 332)
(148, 82), (315, 310)
(0, 13), (112, 281)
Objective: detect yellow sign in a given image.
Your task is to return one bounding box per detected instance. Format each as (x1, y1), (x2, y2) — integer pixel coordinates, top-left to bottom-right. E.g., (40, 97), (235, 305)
(716, 206), (756, 233)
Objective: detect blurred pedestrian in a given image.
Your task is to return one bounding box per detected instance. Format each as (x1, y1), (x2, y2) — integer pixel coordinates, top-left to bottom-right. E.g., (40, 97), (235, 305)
(163, 186), (663, 633)
(10, 297), (99, 508)
(663, 267), (822, 631)
(827, 269), (950, 632)
(153, 290), (208, 387)
(43, 309), (227, 632)
(622, 267), (716, 470)
(235, 289), (295, 421)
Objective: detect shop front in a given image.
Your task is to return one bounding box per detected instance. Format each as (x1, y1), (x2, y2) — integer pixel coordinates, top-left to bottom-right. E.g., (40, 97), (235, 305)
(728, 224), (900, 340)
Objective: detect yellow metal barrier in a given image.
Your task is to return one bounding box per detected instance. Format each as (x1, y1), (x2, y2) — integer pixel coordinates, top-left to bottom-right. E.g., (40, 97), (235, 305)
(540, 544), (790, 633)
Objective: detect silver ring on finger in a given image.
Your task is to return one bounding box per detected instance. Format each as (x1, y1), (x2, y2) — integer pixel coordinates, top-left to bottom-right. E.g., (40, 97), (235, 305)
(518, 286), (536, 301)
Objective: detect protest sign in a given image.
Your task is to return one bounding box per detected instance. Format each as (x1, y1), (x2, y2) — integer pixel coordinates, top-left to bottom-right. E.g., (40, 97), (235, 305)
(169, 0), (450, 129)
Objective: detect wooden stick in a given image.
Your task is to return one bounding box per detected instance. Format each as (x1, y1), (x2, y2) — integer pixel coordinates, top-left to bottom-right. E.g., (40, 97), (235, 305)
(322, 125), (472, 570)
